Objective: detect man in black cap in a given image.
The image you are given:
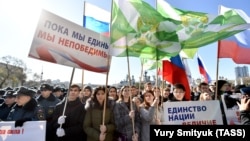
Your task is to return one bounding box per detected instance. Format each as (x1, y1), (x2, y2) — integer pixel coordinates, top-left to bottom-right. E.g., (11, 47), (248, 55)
(36, 83), (61, 141)
(0, 90), (16, 121)
(237, 87), (250, 125)
(36, 83), (61, 120)
(6, 86), (39, 127)
(53, 85), (64, 100)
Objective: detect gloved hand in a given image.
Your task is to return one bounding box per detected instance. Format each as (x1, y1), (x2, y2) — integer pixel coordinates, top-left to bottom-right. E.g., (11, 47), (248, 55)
(56, 128), (65, 137)
(15, 118), (31, 127)
(57, 116), (66, 124)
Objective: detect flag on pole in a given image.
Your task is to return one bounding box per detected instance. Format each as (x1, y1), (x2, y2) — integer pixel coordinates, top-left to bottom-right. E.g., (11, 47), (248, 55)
(157, 0), (250, 58)
(83, 2), (110, 36)
(218, 29), (250, 64)
(162, 55), (191, 100)
(182, 58), (193, 86)
(218, 8), (250, 64)
(140, 58), (163, 71)
(110, 0), (181, 60)
(197, 54), (212, 83)
(83, 2), (112, 73)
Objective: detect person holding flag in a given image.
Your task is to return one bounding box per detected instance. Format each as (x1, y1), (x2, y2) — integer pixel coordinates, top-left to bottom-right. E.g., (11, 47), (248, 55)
(84, 86), (115, 141)
(113, 85), (140, 141)
(51, 84), (87, 141)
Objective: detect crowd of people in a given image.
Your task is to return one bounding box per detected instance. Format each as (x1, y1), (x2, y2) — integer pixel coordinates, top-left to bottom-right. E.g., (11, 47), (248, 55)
(0, 80), (250, 141)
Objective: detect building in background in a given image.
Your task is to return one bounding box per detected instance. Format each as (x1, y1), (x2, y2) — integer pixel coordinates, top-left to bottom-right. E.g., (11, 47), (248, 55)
(235, 66), (249, 79)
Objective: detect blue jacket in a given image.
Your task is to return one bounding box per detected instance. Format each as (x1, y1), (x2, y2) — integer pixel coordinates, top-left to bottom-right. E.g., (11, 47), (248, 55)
(6, 98), (39, 121)
(0, 102), (16, 120)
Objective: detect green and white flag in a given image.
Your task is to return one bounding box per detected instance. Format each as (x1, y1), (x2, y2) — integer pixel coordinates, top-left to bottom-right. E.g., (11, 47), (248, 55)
(140, 58), (167, 71)
(110, 0), (181, 60)
(157, 0), (250, 58)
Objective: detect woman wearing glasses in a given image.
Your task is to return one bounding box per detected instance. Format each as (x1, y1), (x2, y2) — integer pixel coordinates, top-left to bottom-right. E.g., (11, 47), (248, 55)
(168, 83), (187, 102)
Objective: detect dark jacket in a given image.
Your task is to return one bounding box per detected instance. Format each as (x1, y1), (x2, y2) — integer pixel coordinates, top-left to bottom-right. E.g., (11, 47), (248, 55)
(0, 102), (16, 120)
(113, 100), (140, 141)
(84, 98), (115, 141)
(0, 98), (4, 105)
(240, 110), (250, 125)
(6, 98), (38, 121)
(51, 97), (87, 141)
(36, 94), (61, 120)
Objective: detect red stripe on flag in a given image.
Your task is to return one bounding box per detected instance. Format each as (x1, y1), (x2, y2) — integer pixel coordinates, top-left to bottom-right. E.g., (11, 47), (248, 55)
(218, 40), (250, 64)
(162, 60), (191, 100)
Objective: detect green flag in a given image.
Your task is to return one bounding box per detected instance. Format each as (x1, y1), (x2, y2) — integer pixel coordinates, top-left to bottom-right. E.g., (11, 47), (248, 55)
(157, 0), (250, 58)
(110, 0), (181, 60)
(140, 57), (169, 71)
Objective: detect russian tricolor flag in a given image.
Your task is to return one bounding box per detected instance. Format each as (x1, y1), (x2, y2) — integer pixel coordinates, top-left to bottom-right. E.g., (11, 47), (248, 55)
(83, 2), (110, 36)
(218, 28), (250, 64)
(163, 55), (191, 100)
(197, 55), (212, 83)
(218, 7), (250, 64)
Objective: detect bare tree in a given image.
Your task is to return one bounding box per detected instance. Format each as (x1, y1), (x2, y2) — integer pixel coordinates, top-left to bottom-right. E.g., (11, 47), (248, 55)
(0, 55), (28, 88)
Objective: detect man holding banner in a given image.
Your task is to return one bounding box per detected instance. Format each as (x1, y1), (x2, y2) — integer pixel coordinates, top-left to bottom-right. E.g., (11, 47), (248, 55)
(51, 84), (87, 141)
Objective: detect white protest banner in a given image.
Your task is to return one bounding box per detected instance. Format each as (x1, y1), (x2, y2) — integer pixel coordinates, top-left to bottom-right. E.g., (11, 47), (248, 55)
(28, 9), (110, 73)
(163, 100), (223, 125)
(221, 94), (241, 125)
(0, 121), (46, 141)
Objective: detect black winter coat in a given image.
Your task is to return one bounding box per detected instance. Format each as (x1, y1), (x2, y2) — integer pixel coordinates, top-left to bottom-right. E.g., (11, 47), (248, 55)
(51, 97), (87, 141)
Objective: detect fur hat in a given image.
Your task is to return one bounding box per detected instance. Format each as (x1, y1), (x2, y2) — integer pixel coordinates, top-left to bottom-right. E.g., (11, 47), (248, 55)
(13, 86), (36, 97)
(83, 85), (93, 93)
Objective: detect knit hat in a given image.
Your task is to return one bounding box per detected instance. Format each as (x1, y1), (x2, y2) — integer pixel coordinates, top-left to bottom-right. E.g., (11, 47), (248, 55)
(83, 85), (92, 93)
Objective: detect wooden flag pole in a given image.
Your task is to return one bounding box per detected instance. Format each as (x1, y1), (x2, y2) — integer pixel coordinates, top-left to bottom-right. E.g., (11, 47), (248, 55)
(102, 0), (113, 125)
(160, 75), (164, 109)
(126, 53), (135, 135)
(155, 60), (159, 119)
(60, 67), (75, 128)
(139, 59), (144, 97)
(215, 5), (222, 100)
(102, 55), (111, 125)
(155, 0), (159, 120)
(124, 34), (135, 134)
(81, 70), (84, 89)
(215, 41), (220, 100)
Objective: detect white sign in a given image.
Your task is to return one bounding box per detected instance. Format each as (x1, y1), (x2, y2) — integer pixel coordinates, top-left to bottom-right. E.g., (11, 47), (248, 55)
(0, 121), (46, 141)
(221, 94), (241, 125)
(29, 9), (110, 73)
(163, 100), (223, 125)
